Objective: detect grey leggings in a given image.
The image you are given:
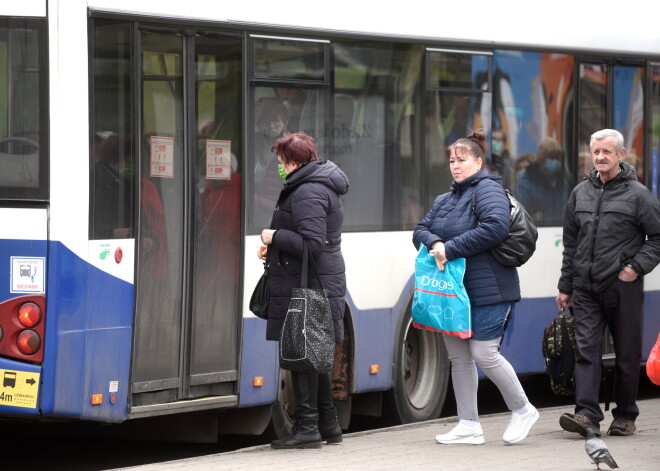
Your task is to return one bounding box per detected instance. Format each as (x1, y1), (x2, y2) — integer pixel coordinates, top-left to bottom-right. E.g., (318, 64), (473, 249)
(443, 334), (529, 421)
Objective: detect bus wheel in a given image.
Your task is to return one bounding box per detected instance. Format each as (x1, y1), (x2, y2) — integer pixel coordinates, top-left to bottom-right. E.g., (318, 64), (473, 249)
(386, 307), (450, 424)
(270, 369), (296, 439)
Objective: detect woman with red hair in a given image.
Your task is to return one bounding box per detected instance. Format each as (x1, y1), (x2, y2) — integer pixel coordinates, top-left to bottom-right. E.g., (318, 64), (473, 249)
(258, 132), (349, 449)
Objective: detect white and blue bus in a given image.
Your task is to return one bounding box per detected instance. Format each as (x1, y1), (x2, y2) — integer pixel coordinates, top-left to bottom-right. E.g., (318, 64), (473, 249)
(1, 0), (659, 440)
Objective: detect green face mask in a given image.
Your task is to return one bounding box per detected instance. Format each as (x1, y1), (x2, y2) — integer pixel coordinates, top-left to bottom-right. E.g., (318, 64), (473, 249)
(277, 163), (287, 182)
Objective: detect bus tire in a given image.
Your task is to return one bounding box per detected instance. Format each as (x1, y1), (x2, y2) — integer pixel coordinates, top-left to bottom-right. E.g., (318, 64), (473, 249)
(270, 369), (296, 439)
(385, 305), (450, 424)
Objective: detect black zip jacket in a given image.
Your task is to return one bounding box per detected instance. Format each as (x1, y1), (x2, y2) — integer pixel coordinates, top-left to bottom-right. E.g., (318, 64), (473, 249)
(265, 160), (349, 343)
(558, 161), (660, 294)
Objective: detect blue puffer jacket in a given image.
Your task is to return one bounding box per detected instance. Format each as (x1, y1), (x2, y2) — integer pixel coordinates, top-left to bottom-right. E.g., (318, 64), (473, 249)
(266, 160), (349, 343)
(413, 170), (521, 306)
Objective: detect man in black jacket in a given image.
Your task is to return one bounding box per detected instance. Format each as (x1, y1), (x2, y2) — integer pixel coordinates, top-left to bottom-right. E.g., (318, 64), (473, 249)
(556, 129), (660, 437)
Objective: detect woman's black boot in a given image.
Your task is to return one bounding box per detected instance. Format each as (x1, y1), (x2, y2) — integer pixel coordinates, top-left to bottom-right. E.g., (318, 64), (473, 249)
(318, 372), (343, 444)
(271, 372), (321, 449)
(318, 407), (343, 444)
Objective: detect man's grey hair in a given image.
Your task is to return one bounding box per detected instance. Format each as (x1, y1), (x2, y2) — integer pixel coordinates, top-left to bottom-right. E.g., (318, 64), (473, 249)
(590, 129), (624, 152)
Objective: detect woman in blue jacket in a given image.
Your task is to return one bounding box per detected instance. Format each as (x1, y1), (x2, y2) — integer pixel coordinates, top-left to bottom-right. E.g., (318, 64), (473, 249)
(413, 131), (538, 445)
(259, 132), (349, 449)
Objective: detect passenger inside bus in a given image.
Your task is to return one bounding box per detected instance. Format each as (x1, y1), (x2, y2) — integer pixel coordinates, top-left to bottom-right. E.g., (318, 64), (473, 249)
(253, 97), (290, 227)
(93, 134), (167, 279)
(93, 132), (134, 239)
(490, 128), (513, 190)
(515, 137), (571, 226)
(197, 147), (242, 310)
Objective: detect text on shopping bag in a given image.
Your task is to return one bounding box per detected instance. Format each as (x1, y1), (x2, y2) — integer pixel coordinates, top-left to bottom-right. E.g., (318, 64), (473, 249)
(412, 245), (472, 338)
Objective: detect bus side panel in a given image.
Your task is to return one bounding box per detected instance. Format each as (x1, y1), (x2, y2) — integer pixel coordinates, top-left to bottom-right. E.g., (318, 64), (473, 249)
(350, 289), (394, 393)
(80, 327), (132, 421)
(237, 316), (279, 407)
(643, 290), (660, 359)
(499, 297), (557, 375)
(41, 241), (132, 421)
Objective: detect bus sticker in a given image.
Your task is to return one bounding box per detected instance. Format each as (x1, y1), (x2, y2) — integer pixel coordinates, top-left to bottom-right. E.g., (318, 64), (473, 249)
(149, 136), (174, 178)
(206, 140), (232, 180)
(0, 369), (40, 409)
(10, 256), (46, 294)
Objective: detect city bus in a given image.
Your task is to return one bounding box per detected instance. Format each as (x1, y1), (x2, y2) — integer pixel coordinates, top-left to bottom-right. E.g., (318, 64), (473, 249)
(1, 0), (659, 441)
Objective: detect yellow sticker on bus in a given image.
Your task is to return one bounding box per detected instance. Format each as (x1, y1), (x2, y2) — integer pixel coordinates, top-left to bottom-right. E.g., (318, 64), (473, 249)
(0, 369), (40, 409)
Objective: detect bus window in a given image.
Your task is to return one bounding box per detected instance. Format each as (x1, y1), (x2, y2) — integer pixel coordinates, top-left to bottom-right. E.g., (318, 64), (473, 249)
(253, 36), (326, 82)
(331, 42), (425, 231)
(493, 51), (575, 227)
(248, 87), (327, 232)
(578, 63), (608, 177)
(614, 66), (645, 183)
(425, 50), (491, 207)
(247, 35), (329, 233)
(90, 20), (134, 239)
(578, 62), (646, 186)
(0, 18), (48, 200)
(652, 64), (660, 198)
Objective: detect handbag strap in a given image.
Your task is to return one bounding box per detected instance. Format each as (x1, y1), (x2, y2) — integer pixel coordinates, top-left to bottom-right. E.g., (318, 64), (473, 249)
(301, 240), (324, 290)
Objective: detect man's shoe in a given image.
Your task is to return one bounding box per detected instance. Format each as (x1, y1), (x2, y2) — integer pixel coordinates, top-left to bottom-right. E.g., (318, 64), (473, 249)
(435, 423), (485, 445)
(608, 417), (636, 436)
(559, 412), (601, 437)
(503, 404), (539, 444)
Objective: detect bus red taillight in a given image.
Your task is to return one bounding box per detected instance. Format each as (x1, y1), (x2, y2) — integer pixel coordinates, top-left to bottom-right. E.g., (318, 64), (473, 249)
(18, 302), (42, 327)
(17, 330), (41, 355)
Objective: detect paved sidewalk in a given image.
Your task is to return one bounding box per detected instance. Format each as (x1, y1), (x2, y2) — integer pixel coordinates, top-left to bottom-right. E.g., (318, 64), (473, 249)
(121, 398), (660, 471)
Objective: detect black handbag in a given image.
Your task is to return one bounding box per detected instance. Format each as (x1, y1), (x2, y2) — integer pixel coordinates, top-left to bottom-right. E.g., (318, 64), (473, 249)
(279, 241), (334, 373)
(249, 264), (270, 320)
(472, 187), (538, 267)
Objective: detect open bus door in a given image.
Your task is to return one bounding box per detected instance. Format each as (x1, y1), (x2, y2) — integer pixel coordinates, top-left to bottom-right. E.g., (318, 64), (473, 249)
(129, 27), (243, 414)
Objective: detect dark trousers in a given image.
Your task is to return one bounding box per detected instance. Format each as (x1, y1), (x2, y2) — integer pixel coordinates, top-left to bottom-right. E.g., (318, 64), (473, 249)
(571, 279), (643, 424)
(317, 371), (335, 412)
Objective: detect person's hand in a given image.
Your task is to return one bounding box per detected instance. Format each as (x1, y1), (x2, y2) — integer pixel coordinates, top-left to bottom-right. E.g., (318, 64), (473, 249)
(618, 265), (638, 282)
(261, 229), (276, 245)
(429, 241), (447, 271)
(257, 245), (267, 260)
(556, 292), (572, 311)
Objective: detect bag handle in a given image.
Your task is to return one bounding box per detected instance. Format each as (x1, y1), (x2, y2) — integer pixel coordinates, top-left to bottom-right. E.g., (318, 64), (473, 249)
(301, 240), (324, 290)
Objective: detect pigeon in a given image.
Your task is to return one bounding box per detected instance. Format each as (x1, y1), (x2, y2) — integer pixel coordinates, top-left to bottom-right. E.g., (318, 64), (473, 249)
(585, 428), (619, 469)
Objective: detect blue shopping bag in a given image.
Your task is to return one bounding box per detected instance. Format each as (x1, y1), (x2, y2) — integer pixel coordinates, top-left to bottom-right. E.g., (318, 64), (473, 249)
(412, 245), (472, 338)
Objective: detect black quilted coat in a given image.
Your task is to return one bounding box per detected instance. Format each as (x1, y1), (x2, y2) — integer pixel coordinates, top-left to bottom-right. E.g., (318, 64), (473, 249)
(265, 160), (349, 343)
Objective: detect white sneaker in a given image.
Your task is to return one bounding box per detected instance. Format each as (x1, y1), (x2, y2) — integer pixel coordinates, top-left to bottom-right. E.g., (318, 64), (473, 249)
(435, 423), (485, 445)
(502, 404), (539, 444)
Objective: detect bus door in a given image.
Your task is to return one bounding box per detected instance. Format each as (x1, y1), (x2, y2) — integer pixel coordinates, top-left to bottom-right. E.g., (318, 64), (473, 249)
(131, 28), (243, 410)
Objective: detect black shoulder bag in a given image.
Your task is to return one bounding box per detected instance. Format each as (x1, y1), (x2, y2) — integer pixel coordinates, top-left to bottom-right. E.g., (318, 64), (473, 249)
(471, 186), (538, 267)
